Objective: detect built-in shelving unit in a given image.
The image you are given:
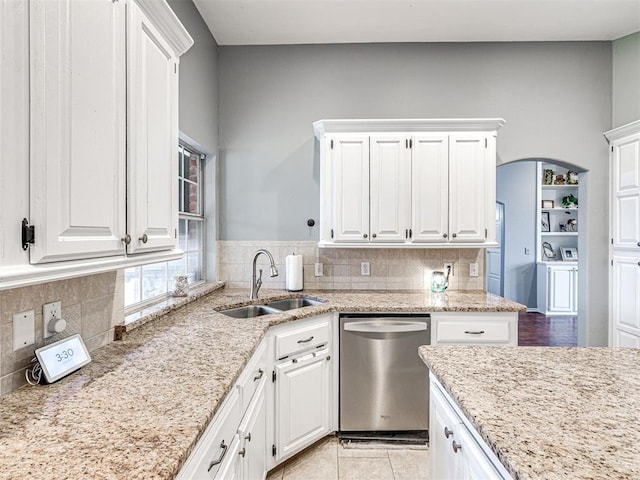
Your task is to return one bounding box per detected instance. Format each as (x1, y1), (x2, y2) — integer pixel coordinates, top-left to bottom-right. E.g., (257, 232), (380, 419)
(536, 162), (579, 315)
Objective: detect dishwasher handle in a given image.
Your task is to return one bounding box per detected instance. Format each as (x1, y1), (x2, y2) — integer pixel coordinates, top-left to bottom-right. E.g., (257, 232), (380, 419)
(343, 320), (428, 333)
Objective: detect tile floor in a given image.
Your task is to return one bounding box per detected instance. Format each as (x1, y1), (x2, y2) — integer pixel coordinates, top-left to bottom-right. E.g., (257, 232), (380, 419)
(266, 436), (429, 480)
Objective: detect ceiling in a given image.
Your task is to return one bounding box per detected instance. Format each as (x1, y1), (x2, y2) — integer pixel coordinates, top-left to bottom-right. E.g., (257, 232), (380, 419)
(193, 0), (640, 46)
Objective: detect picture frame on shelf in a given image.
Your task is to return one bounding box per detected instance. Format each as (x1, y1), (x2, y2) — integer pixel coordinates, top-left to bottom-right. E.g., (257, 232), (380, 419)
(560, 247), (578, 261)
(541, 212), (550, 232)
(559, 223), (567, 232)
(542, 241), (556, 260)
(542, 200), (554, 209)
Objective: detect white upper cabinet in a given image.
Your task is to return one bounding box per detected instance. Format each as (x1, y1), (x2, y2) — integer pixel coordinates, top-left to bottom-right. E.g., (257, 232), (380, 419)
(329, 136), (370, 243)
(127, 1), (179, 254)
(315, 119), (504, 248)
(0, 0), (193, 289)
(369, 135), (411, 243)
(411, 134), (449, 242)
(29, 0), (127, 264)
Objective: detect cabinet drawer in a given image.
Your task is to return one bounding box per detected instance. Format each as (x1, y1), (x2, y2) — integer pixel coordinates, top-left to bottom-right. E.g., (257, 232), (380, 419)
(275, 320), (330, 359)
(236, 340), (268, 413)
(435, 315), (512, 344)
(177, 389), (241, 480)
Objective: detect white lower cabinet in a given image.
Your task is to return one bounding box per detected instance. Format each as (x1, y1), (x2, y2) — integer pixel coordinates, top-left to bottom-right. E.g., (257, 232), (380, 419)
(430, 375), (511, 480)
(536, 263), (578, 315)
(431, 312), (518, 346)
(238, 379), (267, 480)
(610, 252), (640, 347)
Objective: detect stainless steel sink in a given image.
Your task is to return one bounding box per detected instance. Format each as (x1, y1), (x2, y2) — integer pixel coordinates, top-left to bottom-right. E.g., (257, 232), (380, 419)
(219, 305), (282, 318)
(263, 296), (326, 311)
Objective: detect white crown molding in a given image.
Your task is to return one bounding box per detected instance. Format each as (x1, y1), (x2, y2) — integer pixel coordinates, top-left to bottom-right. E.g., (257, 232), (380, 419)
(133, 0), (194, 57)
(313, 118), (506, 139)
(604, 119), (640, 142)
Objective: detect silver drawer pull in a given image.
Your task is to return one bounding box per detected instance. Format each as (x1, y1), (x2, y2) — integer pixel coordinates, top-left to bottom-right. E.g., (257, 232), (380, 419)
(452, 441), (462, 453)
(239, 448), (246, 458)
(208, 440), (228, 471)
(253, 368), (264, 382)
(464, 330), (485, 335)
(297, 336), (314, 344)
(444, 427), (453, 438)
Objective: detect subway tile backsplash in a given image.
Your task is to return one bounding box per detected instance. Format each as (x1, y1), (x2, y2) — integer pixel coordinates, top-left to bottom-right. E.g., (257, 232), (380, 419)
(217, 241), (485, 292)
(0, 271), (123, 396)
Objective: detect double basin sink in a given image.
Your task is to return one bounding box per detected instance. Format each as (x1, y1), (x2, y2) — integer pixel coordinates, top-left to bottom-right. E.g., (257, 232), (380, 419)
(220, 296), (326, 318)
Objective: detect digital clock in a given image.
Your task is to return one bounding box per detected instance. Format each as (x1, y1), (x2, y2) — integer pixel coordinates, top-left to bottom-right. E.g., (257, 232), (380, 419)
(35, 334), (91, 384)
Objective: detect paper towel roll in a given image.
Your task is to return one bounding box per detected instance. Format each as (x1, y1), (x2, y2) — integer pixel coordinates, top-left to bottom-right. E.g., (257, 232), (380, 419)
(285, 254), (303, 291)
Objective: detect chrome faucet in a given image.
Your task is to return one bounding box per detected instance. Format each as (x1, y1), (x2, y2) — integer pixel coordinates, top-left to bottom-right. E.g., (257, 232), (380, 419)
(250, 249), (279, 299)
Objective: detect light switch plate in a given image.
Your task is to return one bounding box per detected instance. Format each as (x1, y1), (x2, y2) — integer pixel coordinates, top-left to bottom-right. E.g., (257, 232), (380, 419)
(314, 262), (323, 277)
(13, 310), (35, 351)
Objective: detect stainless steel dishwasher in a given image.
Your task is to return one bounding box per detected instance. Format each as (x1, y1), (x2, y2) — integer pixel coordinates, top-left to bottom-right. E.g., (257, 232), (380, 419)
(339, 313), (431, 442)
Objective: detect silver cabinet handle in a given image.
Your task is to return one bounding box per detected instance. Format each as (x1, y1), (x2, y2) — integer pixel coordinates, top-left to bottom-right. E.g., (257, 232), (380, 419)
(238, 448), (246, 458)
(245, 432), (251, 442)
(139, 233), (148, 243)
(452, 233), (457, 238)
(208, 440), (228, 471)
(452, 441), (462, 453)
(464, 330), (485, 335)
(637, 262), (640, 267)
(363, 233), (368, 239)
(253, 368), (264, 382)
(444, 427), (453, 438)
(443, 233), (448, 238)
(637, 242), (640, 247)
(120, 234), (131, 245)
(297, 336), (314, 344)
(372, 233), (377, 238)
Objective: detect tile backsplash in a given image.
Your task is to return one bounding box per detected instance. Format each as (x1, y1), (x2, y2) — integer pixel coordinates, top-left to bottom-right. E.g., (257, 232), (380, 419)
(217, 241), (485, 292)
(0, 271), (123, 395)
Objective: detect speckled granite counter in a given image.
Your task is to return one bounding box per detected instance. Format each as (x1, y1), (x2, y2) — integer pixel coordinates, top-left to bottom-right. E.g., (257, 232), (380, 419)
(0, 288), (524, 479)
(419, 346), (640, 480)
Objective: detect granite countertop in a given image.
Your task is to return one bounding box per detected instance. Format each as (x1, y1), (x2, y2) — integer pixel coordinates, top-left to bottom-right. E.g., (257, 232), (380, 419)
(419, 346), (640, 480)
(0, 288), (524, 479)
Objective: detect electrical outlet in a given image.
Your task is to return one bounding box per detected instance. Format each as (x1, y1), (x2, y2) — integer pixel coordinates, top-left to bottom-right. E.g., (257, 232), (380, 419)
(13, 310), (35, 351)
(470, 263), (479, 277)
(361, 261), (370, 276)
(43, 301), (62, 339)
(314, 262), (323, 277)
(444, 262), (454, 276)
(525, 247), (531, 255)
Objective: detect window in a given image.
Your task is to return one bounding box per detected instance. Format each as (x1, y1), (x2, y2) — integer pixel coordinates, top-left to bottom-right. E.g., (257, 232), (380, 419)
(124, 142), (206, 309)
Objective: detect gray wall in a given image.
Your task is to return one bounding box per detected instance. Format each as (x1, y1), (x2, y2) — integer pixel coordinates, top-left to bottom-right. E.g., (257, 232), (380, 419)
(613, 32), (640, 128)
(496, 161), (537, 308)
(218, 42), (613, 346)
(167, 0), (219, 280)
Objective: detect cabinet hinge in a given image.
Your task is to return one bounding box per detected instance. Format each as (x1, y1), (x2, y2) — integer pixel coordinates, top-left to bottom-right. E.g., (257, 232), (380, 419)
(272, 370), (276, 382)
(330, 139), (334, 149)
(485, 228), (488, 239)
(611, 259), (614, 266)
(21, 218), (35, 251)
(611, 238), (613, 245)
(272, 445), (277, 457)
(611, 146), (614, 152)
(330, 229), (334, 239)
(485, 138), (488, 148)
(409, 138), (412, 149)
(174, 64), (177, 74)
(175, 228), (177, 239)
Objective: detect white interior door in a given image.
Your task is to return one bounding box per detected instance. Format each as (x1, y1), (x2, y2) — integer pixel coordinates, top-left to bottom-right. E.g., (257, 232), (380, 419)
(486, 202), (504, 296)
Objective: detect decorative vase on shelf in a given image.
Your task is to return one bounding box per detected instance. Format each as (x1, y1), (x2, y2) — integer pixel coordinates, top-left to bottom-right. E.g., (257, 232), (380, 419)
(543, 169), (554, 185)
(554, 174), (566, 185)
(567, 170), (579, 185)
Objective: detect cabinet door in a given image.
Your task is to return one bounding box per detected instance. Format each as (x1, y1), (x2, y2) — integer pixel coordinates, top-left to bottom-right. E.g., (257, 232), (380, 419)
(411, 134), (449, 243)
(611, 133), (640, 249)
(457, 424), (502, 480)
(29, 0), (126, 264)
(214, 437), (242, 480)
(449, 134), (487, 243)
(429, 380), (460, 480)
(275, 349), (331, 462)
(611, 254), (640, 343)
(329, 136), (370, 243)
(547, 266), (576, 313)
(239, 380), (267, 480)
(127, 1), (178, 254)
(369, 135), (411, 243)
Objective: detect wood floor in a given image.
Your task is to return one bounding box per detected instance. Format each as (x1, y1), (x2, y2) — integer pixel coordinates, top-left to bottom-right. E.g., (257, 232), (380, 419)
(517, 311), (577, 346)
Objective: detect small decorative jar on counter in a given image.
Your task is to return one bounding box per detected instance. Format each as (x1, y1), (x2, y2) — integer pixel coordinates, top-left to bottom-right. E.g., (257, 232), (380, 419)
(173, 275), (189, 297)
